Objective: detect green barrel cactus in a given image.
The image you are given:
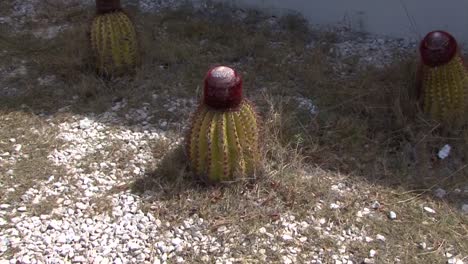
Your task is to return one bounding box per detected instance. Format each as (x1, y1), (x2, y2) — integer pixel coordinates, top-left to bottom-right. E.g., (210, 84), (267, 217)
(187, 66), (261, 183)
(90, 0), (139, 77)
(418, 30), (468, 124)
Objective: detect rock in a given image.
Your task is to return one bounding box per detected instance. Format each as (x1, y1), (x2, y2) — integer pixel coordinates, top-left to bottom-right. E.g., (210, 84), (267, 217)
(73, 256), (86, 263)
(17, 206), (27, 212)
(434, 188), (447, 198)
(371, 201), (380, 209)
(76, 202), (87, 210)
(217, 226), (227, 233)
(369, 249), (377, 257)
(438, 144), (451, 159)
(0, 218), (7, 226)
(282, 234), (293, 241)
(462, 204), (468, 214)
(376, 234), (386, 242)
(388, 211), (397, 220)
(423, 207), (436, 214)
(79, 118), (93, 129)
(171, 238), (183, 246)
(0, 204), (11, 210)
(363, 258), (375, 264)
(447, 257), (464, 264)
(418, 242), (427, 250)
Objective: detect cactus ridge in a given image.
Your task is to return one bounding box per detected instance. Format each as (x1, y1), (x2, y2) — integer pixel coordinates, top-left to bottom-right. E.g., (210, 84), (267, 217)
(188, 101), (260, 182)
(90, 11), (138, 76)
(421, 56), (468, 123)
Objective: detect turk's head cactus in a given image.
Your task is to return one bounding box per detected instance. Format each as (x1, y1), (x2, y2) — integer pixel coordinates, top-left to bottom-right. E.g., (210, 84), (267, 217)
(90, 0), (139, 77)
(417, 30), (468, 124)
(187, 66), (261, 183)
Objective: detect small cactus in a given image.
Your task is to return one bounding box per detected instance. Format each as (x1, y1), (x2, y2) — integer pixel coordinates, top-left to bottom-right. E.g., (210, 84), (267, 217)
(417, 30), (468, 124)
(90, 0), (139, 77)
(187, 66), (261, 183)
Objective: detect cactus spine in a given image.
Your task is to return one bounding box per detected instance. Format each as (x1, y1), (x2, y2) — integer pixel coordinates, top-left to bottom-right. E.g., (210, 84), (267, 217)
(418, 31), (468, 124)
(91, 0), (138, 77)
(187, 66), (260, 182)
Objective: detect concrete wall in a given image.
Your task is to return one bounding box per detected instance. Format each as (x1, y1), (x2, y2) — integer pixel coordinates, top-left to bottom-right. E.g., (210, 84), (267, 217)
(220, 0), (468, 44)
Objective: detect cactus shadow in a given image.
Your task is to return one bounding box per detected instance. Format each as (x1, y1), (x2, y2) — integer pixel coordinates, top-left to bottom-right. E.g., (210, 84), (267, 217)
(130, 144), (216, 200)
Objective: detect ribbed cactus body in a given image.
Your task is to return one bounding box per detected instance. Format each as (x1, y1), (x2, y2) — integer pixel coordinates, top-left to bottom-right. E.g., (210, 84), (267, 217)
(90, 11), (138, 76)
(421, 56), (467, 121)
(188, 101), (260, 182)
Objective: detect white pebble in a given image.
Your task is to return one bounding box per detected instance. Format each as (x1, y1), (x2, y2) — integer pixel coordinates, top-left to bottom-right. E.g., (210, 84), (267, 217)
(438, 144), (451, 159)
(418, 242), (426, 250)
(423, 207), (436, 214)
(0, 204), (11, 210)
(388, 211), (397, 220)
(462, 204), (468, 214)
(369, 249), (377, 257)
(371, 201), (380, 209)
(376, 234), (386, 242)
(17, 207), (27, 212)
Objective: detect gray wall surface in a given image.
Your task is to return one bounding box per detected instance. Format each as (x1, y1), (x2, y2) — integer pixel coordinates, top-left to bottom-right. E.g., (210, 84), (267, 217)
(220, 0), (468, 43)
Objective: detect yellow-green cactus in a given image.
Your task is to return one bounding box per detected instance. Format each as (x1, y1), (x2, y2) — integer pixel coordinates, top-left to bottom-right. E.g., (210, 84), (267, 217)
(418, 31), (468, 124)
(90, 0), (138, 77)
(187, 66), (260, 182)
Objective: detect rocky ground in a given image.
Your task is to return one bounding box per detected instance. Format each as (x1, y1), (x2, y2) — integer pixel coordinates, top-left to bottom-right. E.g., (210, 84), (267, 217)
(0, 0), (467, 264)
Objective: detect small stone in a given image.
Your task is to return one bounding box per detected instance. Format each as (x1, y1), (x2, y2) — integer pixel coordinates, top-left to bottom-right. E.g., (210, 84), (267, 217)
(388, 211), (397, 220)
(171, 238), (183, 246)
(73, 256), (86, 262)
(447, 257), (464, 264)
(418, 242), (427, 250)
(369, 249), (377, 257)
(9, 138), (16, 143)
(17, 206), (27, 212)
(76, 202), (87, 210)
(376, 234), (386, 242)
(445, 252), (453, 258)
(282, 234), (293, 241)
(365, 236), (374, 243)
(371, 201), (380, 209)
(217, 226), (227, 233)
(13, 144), (22, 152)
(434, 188), (447, 198)
(363, 258), (375, 264)
(258, 227), (266, 234)
(330, 203), (340, 209)
(79, 118), (92, 129)
(438, 144), (451, 159)
(0, 218), (7, 226)
(461, 204), (468, 214)
(423, 207), (436, 214)
(0, 204), (11, 210)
